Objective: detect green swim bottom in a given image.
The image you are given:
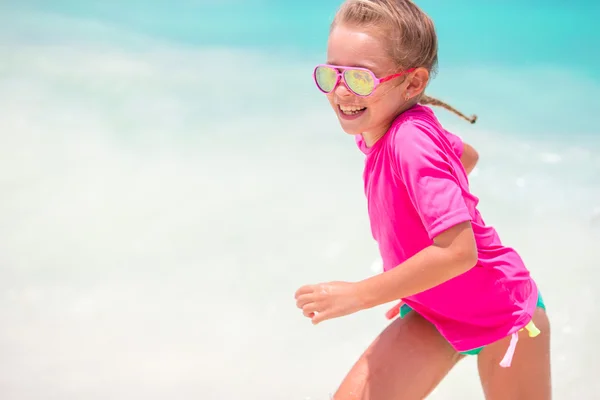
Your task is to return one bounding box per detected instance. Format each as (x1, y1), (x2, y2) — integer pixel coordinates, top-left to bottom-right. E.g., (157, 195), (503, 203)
(399, 291), (547, 355)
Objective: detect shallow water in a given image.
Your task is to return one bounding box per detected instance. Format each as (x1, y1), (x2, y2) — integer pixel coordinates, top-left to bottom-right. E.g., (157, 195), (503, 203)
(1, 2), (599, 399)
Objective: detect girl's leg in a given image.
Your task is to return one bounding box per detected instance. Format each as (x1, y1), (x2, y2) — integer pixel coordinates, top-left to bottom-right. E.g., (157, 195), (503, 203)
(333, 311), (464, 400)
(477, 307), (552, 400)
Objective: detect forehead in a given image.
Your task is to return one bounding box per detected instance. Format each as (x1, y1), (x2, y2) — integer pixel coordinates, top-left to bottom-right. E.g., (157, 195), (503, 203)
(326, 24), (393, 73)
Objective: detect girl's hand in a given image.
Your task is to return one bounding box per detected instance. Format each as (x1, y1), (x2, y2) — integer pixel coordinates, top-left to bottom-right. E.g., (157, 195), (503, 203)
(385, 301), (403, 320)
(294, 281), (365, 325)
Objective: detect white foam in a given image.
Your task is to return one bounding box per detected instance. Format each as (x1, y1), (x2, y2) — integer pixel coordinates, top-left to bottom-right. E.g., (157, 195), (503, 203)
(540, 152), (562, 164)
(369, 258), (383, 274)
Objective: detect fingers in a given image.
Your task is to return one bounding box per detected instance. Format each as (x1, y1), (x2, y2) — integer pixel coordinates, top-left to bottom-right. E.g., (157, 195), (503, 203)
(296, 289), (324, 320)
(294, 285), (314, 299)
(298, 297), (322, 318)
(312, 310), (333, 325)
(295, 294), (315, 309)
(385, 301), (403, 320)
(295, 285), (327, 311)
(295, 284), (330, 324)
(295, 281), (354, 325)
(302, 301), (321, 315)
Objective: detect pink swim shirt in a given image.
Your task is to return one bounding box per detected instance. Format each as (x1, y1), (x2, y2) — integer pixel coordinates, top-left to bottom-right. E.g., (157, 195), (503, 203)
(355, 104), (538, 352)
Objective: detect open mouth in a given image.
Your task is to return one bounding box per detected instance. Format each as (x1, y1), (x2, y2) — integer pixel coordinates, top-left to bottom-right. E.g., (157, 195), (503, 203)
(339, 105), (366, 115)
(338, 105), (367, 119)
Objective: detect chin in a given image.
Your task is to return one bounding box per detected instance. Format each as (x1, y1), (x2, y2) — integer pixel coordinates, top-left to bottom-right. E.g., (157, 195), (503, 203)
(332, 105), (371, 136)
(340, 127), (363, 136)
(337, 118), (367, 136)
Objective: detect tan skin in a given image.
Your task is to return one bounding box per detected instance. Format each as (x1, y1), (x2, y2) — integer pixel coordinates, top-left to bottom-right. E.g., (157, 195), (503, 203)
(295, 24), (551, 400)
(461, 143), (479, 175)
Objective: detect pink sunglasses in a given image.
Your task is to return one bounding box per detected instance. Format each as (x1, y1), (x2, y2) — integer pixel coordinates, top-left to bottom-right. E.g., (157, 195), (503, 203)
(313, 64), (415, 97)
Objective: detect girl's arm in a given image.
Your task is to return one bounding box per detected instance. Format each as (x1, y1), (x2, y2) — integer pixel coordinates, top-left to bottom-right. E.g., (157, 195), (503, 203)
(357, 221), (477, 309)
(296, 220), (478, 325)
(443, 128), (479, 176)
(421, 94), (479, 175)
(461, 143), (479, 175)
(372, 143), (478, 312)
(295, 124), (479, 325)
(383, 141), (478, 319)
(371, 134), (479, 309)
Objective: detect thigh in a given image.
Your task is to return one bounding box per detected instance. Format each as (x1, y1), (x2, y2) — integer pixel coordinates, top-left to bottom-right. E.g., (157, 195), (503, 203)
(477, 307), (552, 400)
(333, 311), (464, 400)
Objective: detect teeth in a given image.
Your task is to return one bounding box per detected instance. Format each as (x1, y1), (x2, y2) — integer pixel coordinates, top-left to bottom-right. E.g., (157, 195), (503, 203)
(340, 105), (365, 112)
(340, 105), (366, 115)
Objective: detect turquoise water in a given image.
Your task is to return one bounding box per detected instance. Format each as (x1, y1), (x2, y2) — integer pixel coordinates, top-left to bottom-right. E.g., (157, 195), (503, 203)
(8, 1), (600, 70)
(5, 0), (599, 137)
(1, 1), (599, 399)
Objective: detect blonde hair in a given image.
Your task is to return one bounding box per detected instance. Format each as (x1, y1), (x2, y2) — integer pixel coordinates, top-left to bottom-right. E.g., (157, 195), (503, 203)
(332, 0), (477, 124)
(420, 94), (477, 124)
(332, 0), (438, 73)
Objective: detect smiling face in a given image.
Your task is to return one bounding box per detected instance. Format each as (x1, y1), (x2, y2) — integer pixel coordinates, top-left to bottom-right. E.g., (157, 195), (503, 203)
(325, 23), (429, 144)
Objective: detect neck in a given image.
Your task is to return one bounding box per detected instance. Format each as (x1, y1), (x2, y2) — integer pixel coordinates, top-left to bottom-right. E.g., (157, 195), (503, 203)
(360, 128), (388, 148)
(361, 101), (418, 148)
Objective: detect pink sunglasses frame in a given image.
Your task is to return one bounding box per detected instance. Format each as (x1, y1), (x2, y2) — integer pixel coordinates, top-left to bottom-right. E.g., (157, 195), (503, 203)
(313, 64), (415, 97)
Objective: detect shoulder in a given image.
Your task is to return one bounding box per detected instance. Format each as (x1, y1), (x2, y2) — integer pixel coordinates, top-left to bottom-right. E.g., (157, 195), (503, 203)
(387, 105), (449, 163)
(443, 128), (465, 158)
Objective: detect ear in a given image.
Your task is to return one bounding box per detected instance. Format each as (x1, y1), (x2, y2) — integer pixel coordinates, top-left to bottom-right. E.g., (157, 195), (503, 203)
(405, 67), (429, 98)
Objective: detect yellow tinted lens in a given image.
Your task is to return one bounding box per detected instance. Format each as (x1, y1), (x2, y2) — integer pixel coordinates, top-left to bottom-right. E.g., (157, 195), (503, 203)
(315, 66), (337, 92)
(345, 69), (375, 96)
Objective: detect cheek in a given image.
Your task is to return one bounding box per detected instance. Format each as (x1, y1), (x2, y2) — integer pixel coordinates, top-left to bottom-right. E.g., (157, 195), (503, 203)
(326, 94), (337, 109)
(366, 85), (404, 114)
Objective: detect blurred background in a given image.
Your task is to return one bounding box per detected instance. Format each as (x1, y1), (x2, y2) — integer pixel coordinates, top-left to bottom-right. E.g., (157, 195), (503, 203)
(1, 1), (599, 399)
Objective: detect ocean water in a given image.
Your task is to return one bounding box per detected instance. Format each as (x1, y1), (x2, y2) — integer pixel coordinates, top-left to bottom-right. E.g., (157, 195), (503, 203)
(1, 1), (599, 399)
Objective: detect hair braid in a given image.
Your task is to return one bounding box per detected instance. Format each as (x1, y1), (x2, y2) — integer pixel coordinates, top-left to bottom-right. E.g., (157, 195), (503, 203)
(419, 94), (477, 124)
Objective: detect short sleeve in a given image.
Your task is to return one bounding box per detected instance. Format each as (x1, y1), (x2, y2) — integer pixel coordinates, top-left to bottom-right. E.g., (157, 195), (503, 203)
(444, 129), (464, 158)
(393, 124), (472, 239)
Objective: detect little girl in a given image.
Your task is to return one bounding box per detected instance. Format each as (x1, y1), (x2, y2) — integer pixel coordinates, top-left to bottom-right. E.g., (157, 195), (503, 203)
(294, 1), (551, 399)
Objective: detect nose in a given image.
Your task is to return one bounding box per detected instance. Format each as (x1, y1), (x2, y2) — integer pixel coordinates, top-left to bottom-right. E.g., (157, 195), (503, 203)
(334, 79), (352, 98)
